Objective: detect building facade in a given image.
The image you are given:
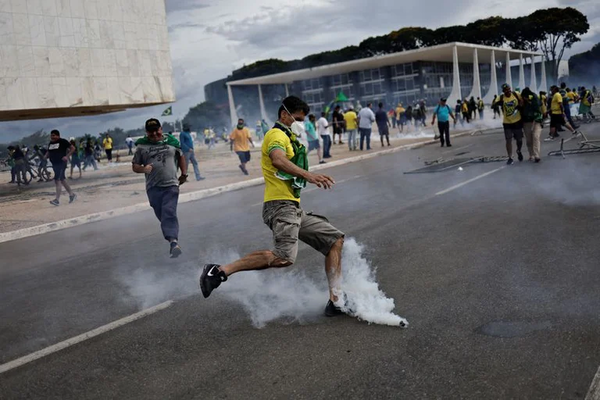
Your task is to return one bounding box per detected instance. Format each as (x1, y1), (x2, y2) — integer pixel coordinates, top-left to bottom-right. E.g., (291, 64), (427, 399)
(206, 43), (545, 126)
(0, 0), (174, 121)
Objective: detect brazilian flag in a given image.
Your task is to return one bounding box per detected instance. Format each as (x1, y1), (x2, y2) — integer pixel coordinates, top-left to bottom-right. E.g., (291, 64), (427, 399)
(161, 106), (172, 116)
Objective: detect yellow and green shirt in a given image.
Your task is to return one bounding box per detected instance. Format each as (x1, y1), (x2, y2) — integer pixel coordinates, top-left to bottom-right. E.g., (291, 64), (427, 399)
(262, 127), (297, 203)
(495, 93), (522, 124)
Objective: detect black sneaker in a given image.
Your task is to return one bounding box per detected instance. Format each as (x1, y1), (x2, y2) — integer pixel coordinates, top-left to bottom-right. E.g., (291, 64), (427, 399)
(324, 299), (344, 317)
(49, 199), (59, 206)
(69, 193), (77, 203)
(170, 242), (182, 258)
(507, 158), (514, 165)
(534, 158), (541, 163)
(517, 151), (523, 162)
(199, 264), (227, 298)
(447, 144), (452, 147)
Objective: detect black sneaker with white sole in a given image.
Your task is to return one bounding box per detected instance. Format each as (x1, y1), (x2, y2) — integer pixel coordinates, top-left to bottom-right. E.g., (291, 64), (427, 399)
(506, 158), (514, 165)
(199, 264), (227, 298)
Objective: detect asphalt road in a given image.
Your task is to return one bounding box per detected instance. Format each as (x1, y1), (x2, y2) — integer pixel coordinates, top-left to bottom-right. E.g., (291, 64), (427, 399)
(1, 126), (600, 399)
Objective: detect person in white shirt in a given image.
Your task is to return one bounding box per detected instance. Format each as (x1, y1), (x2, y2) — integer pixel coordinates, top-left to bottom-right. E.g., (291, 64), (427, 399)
(357, 103), (376, 150)
(317, 112), (332, 158)
(125, 135), (134, 155)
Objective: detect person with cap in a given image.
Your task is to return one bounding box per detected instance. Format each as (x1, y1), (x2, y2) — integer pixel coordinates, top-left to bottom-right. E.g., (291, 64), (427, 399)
(199, 96), (348, 318)
(431, 98), (456, 147)
(180, 123), (204, 181)
(132, 118), (188, 258)
(493, 83), (524, 165)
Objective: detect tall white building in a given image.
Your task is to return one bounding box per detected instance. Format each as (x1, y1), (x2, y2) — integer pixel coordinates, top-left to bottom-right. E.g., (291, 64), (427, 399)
(0, 0), (175, 121)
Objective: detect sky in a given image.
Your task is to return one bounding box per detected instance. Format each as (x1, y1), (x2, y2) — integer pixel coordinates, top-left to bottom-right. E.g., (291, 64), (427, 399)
(1, 0), (599, 142)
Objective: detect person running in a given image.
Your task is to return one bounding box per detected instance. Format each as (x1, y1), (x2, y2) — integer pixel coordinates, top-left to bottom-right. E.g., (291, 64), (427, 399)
(132, 119), (187, 258)
(199, 96), (347, 317)
(579, 86), (596, 121)
(461, 99), (471, 124)
(45, 130), (76, 205)
(419, 99), (427, 127)
(305, 114), (325, 164)
(546, 85), (579, 141)
(431, 97), (456, 147)
(102, 133), (113, 162)
(332, 106), (344, 145)
(82, 140), (98, 171)
(493, 83), (524, 165)
(126, 135), (134, 156)
(343, 105), (358, 150)
(68, 139), (82, 179)
(520, 87), (543, 163)
(317, 112), (332, 158)
(358, 103), (375, 150)
(559, 83), (579, 129)
(230, 118), (255, 175)
(477, 97), (485, 119)
(492, 95), (501, 119)
(180, 124), (205, 181)
(375, 102), (391, 147)
(455, 100), (463, 127)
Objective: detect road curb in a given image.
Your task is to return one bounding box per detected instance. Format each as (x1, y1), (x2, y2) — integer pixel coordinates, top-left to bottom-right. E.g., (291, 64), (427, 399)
(0, 130), (475, 244)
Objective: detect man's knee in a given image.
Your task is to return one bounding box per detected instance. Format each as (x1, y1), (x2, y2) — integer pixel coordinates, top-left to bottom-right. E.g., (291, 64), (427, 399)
(265, 250), (295, 267)
(330, 236), (345, 253)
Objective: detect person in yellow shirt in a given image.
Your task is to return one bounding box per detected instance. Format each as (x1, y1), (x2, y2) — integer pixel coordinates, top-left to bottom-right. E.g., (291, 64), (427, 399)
(547, 85), (579, 141)
(493, 83), (524, 165)
(102, 133), (113, 162)
(200, 96), (351, 318)
(343, 105), (358, 150)
(395, 103), (406, 133)
(229, 118), (254, 175)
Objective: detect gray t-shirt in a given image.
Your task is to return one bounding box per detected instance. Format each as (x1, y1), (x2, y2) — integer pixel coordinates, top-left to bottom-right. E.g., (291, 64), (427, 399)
(133, 143), (182, 190)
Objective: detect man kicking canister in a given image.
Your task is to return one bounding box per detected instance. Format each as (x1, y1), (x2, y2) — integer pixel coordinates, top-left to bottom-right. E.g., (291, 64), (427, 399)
(199, 96), (347, 316)
(133, 119), (188, 258)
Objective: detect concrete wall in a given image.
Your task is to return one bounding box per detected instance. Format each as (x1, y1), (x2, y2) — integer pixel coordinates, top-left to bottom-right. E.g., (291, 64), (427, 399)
(0, 0), (174, 120)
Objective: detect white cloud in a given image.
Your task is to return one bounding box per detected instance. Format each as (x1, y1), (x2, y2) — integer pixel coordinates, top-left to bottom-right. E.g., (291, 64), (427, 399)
(1, 0), (598, 143)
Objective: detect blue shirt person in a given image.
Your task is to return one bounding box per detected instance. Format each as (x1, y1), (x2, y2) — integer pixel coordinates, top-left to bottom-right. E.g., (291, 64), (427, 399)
(180, 125), (205, 181)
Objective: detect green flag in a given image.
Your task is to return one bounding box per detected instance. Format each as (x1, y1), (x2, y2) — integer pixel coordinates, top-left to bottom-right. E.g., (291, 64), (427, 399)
(335, 91), (349, 102)
(161, 106), (172, 116)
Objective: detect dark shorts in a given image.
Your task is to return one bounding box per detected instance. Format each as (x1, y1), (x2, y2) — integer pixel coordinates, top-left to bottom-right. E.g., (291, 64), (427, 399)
(333, 126), (343, 134)
(503, 122), (524, 141)
(236, 151), (251, 163)
(550, 114), (565, 128)
(308, 140), (320, 151)
(262, 200), (344, 263)
(71, 157), (81, 166)
(52, 161), (67, 181)
(378, 125), (389, 135)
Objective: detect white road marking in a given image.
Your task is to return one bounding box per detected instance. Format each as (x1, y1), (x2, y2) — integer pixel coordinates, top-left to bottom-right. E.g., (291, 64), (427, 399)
(586, 366), (600, 400)
(435, 166), (505, 196)
(0, 300), (173, 374)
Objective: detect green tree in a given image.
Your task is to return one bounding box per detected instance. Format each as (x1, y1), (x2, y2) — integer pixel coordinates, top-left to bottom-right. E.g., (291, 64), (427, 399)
(182, 101), (230, 132)
(528, 7), (589, 80)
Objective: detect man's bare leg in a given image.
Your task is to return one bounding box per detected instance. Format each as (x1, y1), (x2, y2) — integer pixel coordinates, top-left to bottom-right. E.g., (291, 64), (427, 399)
(505, 139), (513, 158)
(220, 250), (291, 276)
(62, 180), (74, 196)
(325, 237), (344, 303)
(55, 181), (62, 201)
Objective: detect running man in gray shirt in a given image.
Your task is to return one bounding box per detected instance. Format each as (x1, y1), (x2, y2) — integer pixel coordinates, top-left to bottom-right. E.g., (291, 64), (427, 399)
(133, 118), (188, 258)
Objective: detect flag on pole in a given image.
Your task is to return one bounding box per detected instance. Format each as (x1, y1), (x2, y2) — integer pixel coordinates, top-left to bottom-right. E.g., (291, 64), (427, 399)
(161, 106), (172, 116)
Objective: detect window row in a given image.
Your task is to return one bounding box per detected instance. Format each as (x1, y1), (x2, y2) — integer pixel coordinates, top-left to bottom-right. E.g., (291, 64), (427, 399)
(302, 78), (324, 91)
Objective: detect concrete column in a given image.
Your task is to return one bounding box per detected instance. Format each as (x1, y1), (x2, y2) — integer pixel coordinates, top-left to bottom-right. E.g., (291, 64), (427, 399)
(467, 48), (482, 100)
(483, 50), (498, 104)
(530, 55), (538, 93)
(540, 57), (548, 93)
(258, 84), (268, 121)
(227, 84), (237, 127)
(447, 45), (462, 106)
(505, 51), (512, 88)
(518, 54), (526, 90)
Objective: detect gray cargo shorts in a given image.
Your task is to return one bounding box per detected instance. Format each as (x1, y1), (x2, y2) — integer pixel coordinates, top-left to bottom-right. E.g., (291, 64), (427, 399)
(262, 200), (344, 264)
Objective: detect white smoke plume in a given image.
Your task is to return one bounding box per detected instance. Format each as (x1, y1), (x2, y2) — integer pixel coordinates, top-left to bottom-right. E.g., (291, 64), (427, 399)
(218, 238), (409, 328)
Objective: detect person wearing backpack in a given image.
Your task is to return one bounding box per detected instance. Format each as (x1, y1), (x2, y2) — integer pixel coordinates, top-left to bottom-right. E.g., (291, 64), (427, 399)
(520, 87), (543, 163)
(493, 83), (524, 165)
(431, 98), (457, 147)
(477, 97), (485, 119)
(455, 100), (463, 127)
(579, 86), (596, 121)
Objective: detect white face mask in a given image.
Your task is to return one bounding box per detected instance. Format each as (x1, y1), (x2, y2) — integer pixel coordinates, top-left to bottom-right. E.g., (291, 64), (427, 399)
(290, 120), (305, 137)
